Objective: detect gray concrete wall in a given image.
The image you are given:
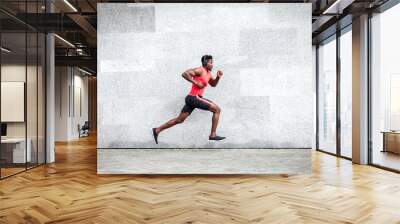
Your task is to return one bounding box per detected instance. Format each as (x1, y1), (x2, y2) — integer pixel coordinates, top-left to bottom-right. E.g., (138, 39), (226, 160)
(97, 3), (312, 149)
(98, 148), (311, 174)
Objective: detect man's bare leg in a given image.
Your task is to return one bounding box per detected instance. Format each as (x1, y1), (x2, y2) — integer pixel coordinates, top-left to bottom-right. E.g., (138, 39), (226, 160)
(155, 112), (189, 134)
(152, 112), (190, 144)
(208, 104), (225, 140)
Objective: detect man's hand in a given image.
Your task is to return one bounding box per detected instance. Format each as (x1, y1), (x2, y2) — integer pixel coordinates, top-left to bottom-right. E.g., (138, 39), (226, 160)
(209, 70), (223, 87)
(217, 70), (223, 78)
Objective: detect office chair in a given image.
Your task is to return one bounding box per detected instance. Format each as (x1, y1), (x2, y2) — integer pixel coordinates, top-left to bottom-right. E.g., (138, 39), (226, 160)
(79, 121), (90, 138)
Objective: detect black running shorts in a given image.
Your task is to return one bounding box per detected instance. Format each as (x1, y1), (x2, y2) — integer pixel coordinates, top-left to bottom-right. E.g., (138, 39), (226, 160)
(181, 95), (213, 114)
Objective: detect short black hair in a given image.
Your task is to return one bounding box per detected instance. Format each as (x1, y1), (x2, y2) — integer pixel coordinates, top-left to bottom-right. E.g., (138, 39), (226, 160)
(201, 55), (213, 66)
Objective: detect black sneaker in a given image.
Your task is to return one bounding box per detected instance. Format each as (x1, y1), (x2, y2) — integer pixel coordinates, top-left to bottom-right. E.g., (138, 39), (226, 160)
(152, 128), (159, 144)
(209, 136), (226, 141)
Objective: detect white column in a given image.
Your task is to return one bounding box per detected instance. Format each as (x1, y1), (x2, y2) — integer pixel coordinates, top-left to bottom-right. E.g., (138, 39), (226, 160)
(312, 45), (317, 150)
(46, 0), (55, 163)
(352, 14), (369, 164)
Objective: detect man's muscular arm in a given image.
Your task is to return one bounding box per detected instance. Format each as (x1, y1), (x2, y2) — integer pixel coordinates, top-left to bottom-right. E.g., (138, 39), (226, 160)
(182, 68), (204, 88)
(209, 70), (223, 87)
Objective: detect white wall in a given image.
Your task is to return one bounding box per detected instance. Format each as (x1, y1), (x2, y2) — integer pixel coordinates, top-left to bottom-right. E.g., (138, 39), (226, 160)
(1, 63), (46, 164)
(1, 65), (41, 138)
(55, 67), (89, 141)
(55, 66), (68, 141)
(1, 65), (26, 137)
(72, 72), (89, 138)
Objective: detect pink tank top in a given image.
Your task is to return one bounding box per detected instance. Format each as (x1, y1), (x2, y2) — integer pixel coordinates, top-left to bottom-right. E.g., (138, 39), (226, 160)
(189, 66), (211, 96)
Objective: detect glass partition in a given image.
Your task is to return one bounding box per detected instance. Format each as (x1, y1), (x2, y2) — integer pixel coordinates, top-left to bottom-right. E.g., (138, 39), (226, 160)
(1, 30), (28, 177)
(0, 1), (46, 179)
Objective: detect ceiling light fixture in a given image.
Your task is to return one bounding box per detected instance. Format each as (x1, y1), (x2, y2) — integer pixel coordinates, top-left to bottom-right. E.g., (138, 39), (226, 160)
(63, 0), (78, 12)
(322, 0), (348, 15)
(1, 47), (11, 53)
(54, 34), (75, 48)
(78, 67), (93, 76)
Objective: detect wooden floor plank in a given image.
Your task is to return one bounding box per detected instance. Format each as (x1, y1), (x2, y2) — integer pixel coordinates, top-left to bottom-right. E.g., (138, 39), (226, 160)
(0, 134), (400, 223)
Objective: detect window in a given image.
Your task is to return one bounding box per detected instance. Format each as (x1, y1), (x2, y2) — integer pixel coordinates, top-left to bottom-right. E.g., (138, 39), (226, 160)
(340, 28), (352, 158)
(318, 36), (337, 154)
(371, 3), (400, 171)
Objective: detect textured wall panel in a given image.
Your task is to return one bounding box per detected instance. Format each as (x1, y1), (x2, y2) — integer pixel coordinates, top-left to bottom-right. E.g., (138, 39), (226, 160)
(98, 148), (311, 174)
(98, 3), (312, 149)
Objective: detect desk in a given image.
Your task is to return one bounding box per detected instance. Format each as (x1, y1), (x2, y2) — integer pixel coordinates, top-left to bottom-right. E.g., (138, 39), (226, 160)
(1, 138), (31, 163)
(381, 131), (400, 154)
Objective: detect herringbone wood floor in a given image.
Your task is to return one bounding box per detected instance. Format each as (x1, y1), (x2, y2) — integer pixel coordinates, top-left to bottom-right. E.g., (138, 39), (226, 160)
(1, 134), (400, 224)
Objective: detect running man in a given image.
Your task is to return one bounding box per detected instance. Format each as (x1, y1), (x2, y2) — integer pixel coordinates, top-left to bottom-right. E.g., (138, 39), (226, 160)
(152, 55), (225, 144)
